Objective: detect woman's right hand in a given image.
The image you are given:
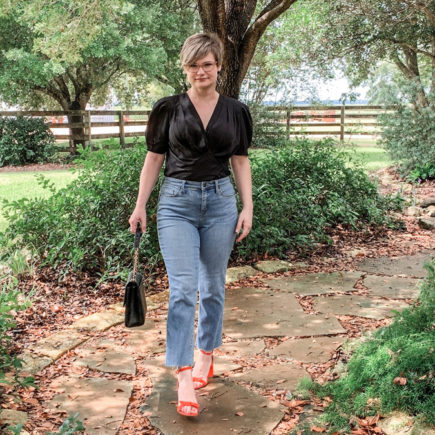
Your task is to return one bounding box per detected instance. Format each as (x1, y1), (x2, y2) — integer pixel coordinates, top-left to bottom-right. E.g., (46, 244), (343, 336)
(128, 207), (147, 234)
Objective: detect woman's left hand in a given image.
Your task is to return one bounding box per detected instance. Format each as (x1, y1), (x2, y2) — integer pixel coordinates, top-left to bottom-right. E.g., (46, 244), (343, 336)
(235, 207), (252, 242)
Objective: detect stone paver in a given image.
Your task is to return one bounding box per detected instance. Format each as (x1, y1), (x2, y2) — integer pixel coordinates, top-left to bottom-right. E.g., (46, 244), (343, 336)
(254, 260), (292, 273)
(33, 330), (87, 360)
(313, 294), (409, 319)
(73, 338), (136, 375)
(17, 351), (53, 375)
(144, 373), (285, 435)
(263, 271), (362, 295)
(47, 375), (133, 435)
(226, 266), (259, 284)
(124, 319), (167, 356)
(269, 337), (345, 363)
(363, 275), (422, 299)
(224, 287), (345, 339)
(356, 252), (434, 278)
(67, 309), (124, 332)
(0, 409), (28, 426)
(419, 217), (435, 230)
(231, 363), (309, 391)
(219, 339), (266, 358)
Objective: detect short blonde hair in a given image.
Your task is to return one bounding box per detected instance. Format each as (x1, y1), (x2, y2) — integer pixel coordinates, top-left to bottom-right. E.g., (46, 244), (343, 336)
(180, 33), (223, 67)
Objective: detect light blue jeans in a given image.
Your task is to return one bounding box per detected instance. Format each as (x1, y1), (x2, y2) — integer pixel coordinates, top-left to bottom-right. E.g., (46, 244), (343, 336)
(157, 176), (238, 367)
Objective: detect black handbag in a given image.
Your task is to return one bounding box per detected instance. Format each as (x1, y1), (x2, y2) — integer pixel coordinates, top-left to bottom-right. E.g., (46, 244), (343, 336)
(123, 223), (147, 327)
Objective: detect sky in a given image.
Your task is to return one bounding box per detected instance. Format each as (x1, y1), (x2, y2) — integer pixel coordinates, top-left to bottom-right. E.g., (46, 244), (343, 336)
(315, 75), (369, 102)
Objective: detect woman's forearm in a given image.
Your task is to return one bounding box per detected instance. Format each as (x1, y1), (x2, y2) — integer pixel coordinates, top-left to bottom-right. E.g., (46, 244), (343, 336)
(230, 155), (253, 210)
(135, 151), (165, 208)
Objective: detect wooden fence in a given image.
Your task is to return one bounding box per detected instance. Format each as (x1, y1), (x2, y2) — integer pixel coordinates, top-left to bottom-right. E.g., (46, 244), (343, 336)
(0, 105), (391, 154)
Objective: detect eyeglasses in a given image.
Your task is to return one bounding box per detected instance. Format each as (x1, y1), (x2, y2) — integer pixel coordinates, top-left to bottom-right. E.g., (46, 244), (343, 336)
(186, 61), (217, 73)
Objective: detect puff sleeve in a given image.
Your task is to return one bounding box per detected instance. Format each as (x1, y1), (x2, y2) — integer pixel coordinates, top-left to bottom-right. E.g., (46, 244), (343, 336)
(145, 97), (172, 154)
(234, 104), (253, 156)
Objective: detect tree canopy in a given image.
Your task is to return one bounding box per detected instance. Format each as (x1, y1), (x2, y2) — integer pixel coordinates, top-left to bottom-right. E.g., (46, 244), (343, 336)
(0, 0), (195, 111)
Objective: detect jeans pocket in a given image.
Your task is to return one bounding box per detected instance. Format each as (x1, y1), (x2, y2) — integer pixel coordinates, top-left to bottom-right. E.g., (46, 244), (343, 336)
(160, 184), (184, 197)
(217, 182), (236, 197)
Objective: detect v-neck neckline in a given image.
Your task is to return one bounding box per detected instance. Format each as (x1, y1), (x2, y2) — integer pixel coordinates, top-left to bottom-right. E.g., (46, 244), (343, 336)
(185, 92), (222, 132)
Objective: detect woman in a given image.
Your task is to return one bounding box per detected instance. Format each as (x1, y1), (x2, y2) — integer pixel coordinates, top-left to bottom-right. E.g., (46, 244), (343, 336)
(128, 32), (253, 417)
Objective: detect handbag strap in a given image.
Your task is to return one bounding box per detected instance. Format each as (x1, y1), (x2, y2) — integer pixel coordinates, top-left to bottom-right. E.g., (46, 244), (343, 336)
(132, 223), (143, 278)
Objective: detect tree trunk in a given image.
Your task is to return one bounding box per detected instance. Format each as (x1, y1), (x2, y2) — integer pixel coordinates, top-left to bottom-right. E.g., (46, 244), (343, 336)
(197, 0), (297, 99)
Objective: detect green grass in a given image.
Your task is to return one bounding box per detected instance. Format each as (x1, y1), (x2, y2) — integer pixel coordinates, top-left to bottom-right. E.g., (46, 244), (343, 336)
(0, 170), (77, 232)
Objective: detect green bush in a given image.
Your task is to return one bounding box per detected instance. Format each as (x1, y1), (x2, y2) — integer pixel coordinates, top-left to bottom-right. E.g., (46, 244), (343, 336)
(0, 275), (34, 387)
(235, 138), (404, 259)
(314, 260), (435, 431)
(249, 102), (288, 148)
(378, 104), (435, 181)
(0, 139), (403, 276)
(0, 116), (56, 167)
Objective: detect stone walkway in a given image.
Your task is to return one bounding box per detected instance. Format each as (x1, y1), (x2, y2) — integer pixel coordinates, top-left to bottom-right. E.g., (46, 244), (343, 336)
(2, 251), (434, 434)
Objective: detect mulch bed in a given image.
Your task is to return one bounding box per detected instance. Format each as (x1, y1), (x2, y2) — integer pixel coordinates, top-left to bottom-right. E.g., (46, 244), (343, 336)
(0, 163), (77, 172)
(1, 167), (434, 434)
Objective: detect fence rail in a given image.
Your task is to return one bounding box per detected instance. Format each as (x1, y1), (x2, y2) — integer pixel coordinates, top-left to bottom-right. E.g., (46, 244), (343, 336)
(0, 104), (391, 154)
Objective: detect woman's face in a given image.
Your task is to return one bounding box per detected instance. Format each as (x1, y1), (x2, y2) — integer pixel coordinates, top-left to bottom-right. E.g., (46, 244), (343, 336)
(183, 52), (221, 92)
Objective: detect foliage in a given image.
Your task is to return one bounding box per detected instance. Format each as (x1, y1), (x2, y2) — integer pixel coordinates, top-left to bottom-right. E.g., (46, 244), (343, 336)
(0, 275), (34, 388)
(0, 0), (195, 111)
(309, 260), (435, 432)
(234, 139), (404, 260)
(0, 139), (403, 277)
(46, 412), (85, 434)
(248, 103), (288, 148)
(378, 103), (435, 180)
(305, 0), (435, 109)
(0, 142), (161, 279)
(241, 1), (332, 105)
(0, 116), (56, 166)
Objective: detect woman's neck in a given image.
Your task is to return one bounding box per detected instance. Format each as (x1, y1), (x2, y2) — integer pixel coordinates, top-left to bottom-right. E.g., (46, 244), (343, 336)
(187, 87), (219, 101)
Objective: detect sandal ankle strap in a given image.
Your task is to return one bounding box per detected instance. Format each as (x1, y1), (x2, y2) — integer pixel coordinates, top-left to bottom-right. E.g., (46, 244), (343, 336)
(200, 349), (213, 355)
(176, 366), (192, 374)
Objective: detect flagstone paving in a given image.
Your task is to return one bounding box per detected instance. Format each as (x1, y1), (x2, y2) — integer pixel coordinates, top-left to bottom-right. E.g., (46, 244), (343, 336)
(47, 376), (133, 435)
(262, 271), (362, 295)
(363, 275), (423, 299)
(223, 287), (346, 338)
(313, 294), (409, 319)
(269, 337), (345, 363)
(10, 256), (429, 434)
(356, 251), (434, 278)
(231, 363), (309, 391)
(144, 373), (285, 435)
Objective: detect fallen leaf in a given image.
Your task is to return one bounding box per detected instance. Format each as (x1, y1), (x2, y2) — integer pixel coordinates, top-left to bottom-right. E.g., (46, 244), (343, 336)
(311, 426), (325, 433)
(235, 411), (244, 416)
(393, 376), (407, 385)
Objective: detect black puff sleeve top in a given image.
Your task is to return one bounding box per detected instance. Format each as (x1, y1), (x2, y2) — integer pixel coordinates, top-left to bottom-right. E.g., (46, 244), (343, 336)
(145, 93), (253, 181)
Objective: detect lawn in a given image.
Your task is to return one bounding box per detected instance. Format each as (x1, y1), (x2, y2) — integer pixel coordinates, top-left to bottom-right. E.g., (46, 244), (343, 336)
(0, 170), (77, 233)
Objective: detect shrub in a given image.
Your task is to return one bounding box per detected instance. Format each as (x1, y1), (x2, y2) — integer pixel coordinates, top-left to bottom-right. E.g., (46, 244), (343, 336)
(378, 104), (435, 181)
(249, 102), (288, 148)
(314, 260), (435, 431)
(0, 116), (56, 167)
(0, 139), (403, 277)
(0, 275), (34, 387)
(234, 138), (404, 259)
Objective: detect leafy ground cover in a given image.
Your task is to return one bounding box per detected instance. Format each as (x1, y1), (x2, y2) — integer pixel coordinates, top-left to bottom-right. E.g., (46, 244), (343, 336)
(299, 260), (435, 433)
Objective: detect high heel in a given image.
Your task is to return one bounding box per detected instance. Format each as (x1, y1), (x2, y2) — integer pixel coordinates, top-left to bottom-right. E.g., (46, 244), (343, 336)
(192, 349), (214, 390)
(175, 366), (199, 417)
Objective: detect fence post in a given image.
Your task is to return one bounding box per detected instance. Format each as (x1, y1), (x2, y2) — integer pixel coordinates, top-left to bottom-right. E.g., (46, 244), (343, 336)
(340, 103), (345, 143)
(85, 110), (92, 147)
(286, 110), (290, 139)
(119, 111), (125, 148)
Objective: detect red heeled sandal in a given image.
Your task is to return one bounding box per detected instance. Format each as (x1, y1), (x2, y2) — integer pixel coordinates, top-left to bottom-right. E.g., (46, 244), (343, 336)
(175, 366), (199, 417)
(192, 349), (214, 390)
